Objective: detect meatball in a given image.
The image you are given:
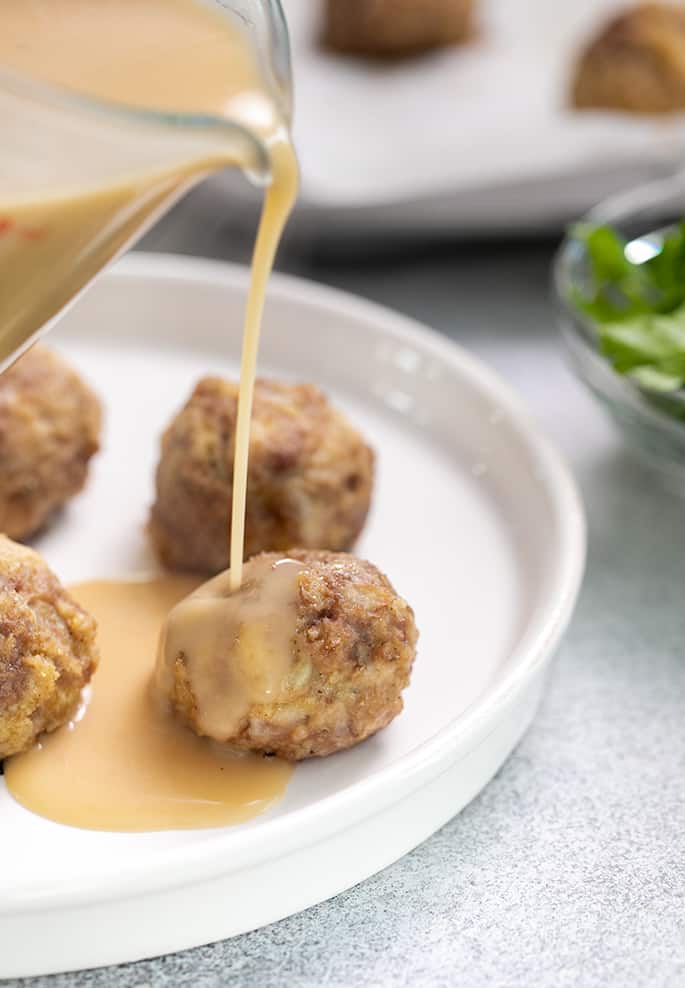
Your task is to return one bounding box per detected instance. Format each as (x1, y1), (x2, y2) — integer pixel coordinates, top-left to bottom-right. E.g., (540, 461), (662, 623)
(149, 378), (374, 573)
(0, 344), (102, 540)
(323, 0), (475, 57)
(159, 550), (418, 760)
(572, 3), (685, 113)
(0, 535), (98, 759)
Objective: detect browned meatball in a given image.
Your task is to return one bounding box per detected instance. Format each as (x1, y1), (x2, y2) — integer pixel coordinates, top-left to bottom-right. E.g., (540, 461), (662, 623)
(0, 535), (98, 759)
(160, 550), (418, 760)
(572, 3), (685, 113)
(149, 378), (374, 574)
(0, 344), (102, 540)
(323, 0), (475, 57)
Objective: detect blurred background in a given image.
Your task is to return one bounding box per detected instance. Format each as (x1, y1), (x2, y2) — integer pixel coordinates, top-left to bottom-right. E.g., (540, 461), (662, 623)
(142, 0), (685, 258)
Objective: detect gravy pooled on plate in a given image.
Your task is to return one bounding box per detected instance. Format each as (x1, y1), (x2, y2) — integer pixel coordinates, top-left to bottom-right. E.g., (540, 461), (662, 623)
(5, 576), (292, 830)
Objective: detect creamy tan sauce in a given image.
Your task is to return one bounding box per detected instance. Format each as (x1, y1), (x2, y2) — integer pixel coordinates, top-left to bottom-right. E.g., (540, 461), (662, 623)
(1, 0), (301, 829)
(0, 0), (298, 586)
(2, 0), (262, 116)
(158, 556), (304, 739)
(4, 577), (293, 831)
(229, 136), (296, 590)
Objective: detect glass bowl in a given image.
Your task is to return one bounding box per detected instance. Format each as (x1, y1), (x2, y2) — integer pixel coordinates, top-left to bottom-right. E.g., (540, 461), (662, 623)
(554, 171), (685, 488)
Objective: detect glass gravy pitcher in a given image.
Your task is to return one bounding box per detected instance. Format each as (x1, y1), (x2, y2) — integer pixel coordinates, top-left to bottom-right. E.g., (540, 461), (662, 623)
(0, 0), (292, 370)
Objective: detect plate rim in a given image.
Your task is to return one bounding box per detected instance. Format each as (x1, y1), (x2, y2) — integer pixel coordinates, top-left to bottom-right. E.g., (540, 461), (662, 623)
(2, 252), (586, 913)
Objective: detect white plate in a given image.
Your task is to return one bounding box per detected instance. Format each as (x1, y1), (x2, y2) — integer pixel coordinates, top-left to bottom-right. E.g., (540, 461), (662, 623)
(275, 0), (685, 234)
(0, 254), (585, 978)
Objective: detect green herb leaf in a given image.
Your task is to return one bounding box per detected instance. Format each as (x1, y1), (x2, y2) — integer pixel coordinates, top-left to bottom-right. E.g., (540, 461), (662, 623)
(628, 366), (684, 393)
(571, 221), (685, 400)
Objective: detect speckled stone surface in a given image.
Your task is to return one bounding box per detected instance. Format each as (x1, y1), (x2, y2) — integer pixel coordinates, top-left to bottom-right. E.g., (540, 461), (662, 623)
(11, 221), (685, 987)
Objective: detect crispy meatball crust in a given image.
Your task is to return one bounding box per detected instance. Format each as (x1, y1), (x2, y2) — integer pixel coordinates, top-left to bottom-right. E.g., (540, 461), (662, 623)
(166, 550), (418, 760)
(572, 3), (685, 113)
(323, 0), (474, 57)
(0, 535), (98, 759)
(0, 344), (102, 540)
(149, 379), (375, 574)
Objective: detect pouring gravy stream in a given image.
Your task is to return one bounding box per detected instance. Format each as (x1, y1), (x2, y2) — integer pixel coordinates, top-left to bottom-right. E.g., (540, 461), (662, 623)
(3, 0), (301, 828)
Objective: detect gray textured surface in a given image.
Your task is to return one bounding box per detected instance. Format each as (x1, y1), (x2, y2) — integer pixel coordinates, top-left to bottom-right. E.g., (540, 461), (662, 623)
(13, 202), (685, 987)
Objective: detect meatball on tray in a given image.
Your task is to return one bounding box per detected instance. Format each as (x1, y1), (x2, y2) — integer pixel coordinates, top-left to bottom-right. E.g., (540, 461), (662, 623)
(0, 255), (584, 979)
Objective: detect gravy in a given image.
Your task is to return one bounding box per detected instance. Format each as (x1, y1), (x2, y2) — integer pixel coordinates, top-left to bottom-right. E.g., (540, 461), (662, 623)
(0, 0), (298, 586)
(158, 556), (304, 739)
(4, 577), (293, 830)
(2, 0), (264, 116)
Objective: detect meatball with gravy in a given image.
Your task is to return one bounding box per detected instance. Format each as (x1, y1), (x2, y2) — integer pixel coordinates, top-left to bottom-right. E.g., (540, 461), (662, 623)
(0, 536), (98, 759)
(149, 378), (374, 573)
(157, 550), (418, 760)
(0, 344), (102, 540)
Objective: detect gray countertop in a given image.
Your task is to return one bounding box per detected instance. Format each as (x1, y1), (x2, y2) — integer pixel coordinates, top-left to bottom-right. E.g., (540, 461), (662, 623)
(14, 194), (685, 988)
